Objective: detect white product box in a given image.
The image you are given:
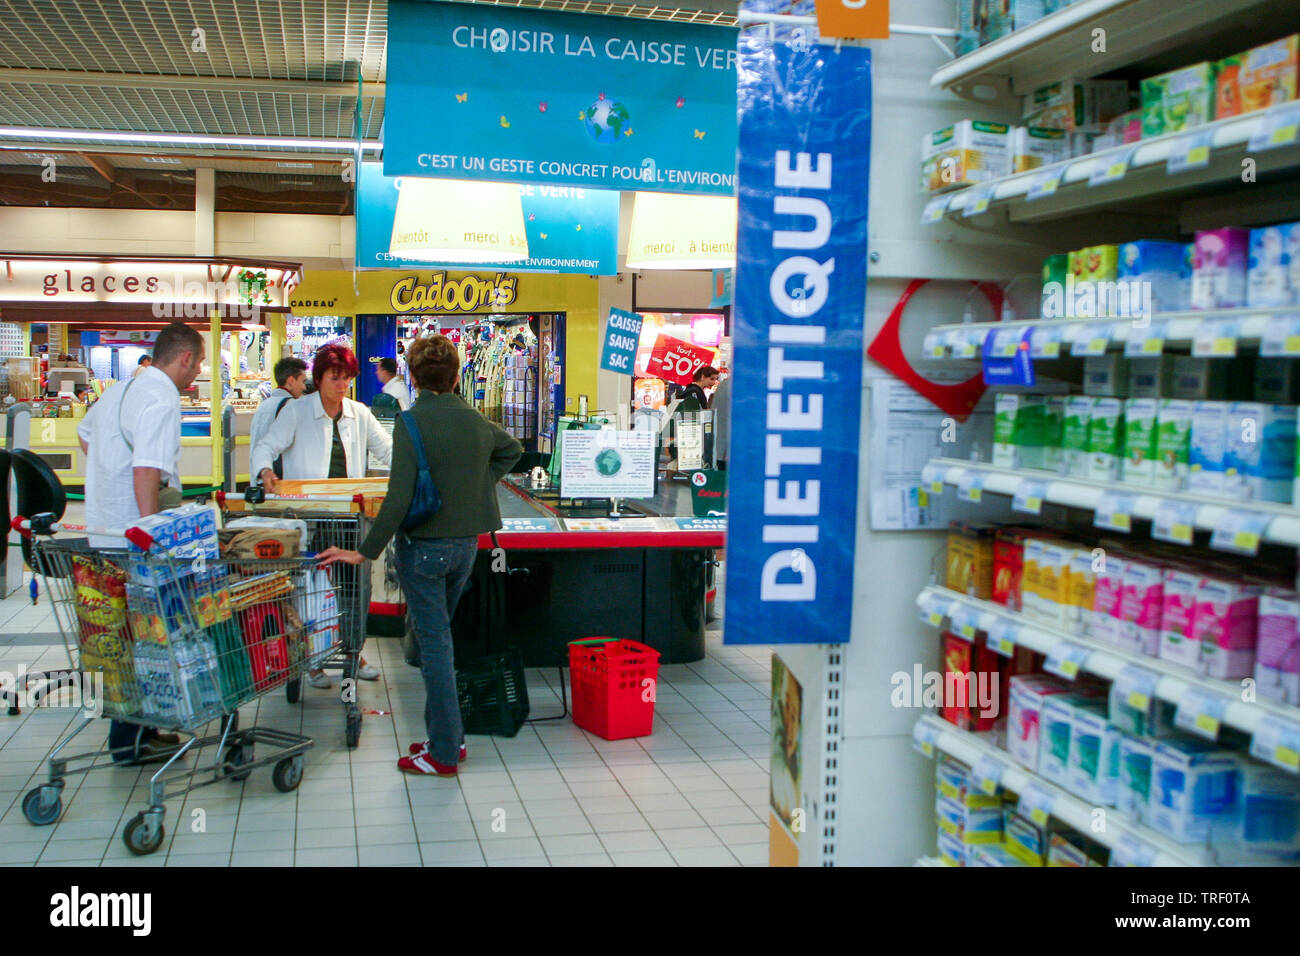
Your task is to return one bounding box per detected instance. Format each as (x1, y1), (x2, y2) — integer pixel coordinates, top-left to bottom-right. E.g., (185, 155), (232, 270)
(1007, 675), (1072, 771)
(1256, 590), (1300, 705)
(1225, 402), (1296, 503)
(1149, 739), (1241, 844)
(1117, 734), (1154, 823)
(1153, 399), (1195, 492)
(1068, 702), (1120, 806)
(1188, 401), (1229, 495)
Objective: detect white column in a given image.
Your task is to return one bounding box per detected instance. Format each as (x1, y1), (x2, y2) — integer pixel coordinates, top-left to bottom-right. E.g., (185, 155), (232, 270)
(194, 166), (215, 257)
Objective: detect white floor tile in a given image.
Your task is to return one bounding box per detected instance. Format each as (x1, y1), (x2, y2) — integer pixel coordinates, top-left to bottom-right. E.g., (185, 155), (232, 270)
(671, 845), (740, 866)
(610, 849), (676, 867)
(597, 830), (666, 854)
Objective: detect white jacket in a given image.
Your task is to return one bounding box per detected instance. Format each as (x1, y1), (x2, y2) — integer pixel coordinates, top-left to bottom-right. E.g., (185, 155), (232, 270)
(250, 391), (392, 481)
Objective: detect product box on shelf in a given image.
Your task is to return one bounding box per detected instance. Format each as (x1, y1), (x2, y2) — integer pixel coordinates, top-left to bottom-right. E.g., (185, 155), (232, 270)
(1169, 357), (1230, 402)
(1120, 240), (1192, 313)
(993, 530), (1026, 611)
(1024, 78), (1131, 131)
(1215, 34), (1300, 119)
(1189, 401), (1230, 494)
(937, 829), (966, 866)
(1083, 245), (1120, 284)
(1048, 830), (1108, 866)
(1194, 576), (1262, 680)
(1149, 738), (1241, 844)
(1226, 402), (1297, 503)
(1159, 567), (1204, 670)
(1064, 396), (1097, 476)
(1109, 670), (1176, 739)
(994, 393), (1045, 469)
(1091, 554), (1128, 645)
(1154, 399), (1195, 491)
(1040, 694), (1088, 787)
(955, 0), (979, 56)
(936, 754), (970, 801)
(969, 844), (1031, 866)
(979, 0), (1047, 46)
(1038, 541), (1073, 628)
(1255, 357), (1297, 404)
(1256, 590), (1300, 704)
(936, 794), (1004, 844)
(1021, 537), (1045, 620)
(1117, 733), (1155, 823)
(921, 120), (1012, 192)
(1128, 357), (1170, 400)
(1237, 760), (1300, 862)
(1004, 809), (1055, 866)
(1122, 398), (1160, 486)
(1191, 228), (1251, 310)
(1065, 547), (1097, 636)
(1084, 355), (1127, 398)
(1008, 674), (1072, 770)
(1043, 396), (1066, 472)
(1068, 700), (1121, 805)
(1142, 63), (1217, 138)
(1011, 125), (1069, 172)
(1119, 559), (1165, 657)
(946, 523), (996, 600)
(1247, 224), (1298, 308)
(941, 631), (1001, 732)
(1088, 398), (1126, 483)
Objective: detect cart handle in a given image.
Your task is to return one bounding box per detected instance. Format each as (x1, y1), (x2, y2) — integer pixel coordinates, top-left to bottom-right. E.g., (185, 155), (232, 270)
(217, 490), (366, 505)
(12, 514), (158, 550)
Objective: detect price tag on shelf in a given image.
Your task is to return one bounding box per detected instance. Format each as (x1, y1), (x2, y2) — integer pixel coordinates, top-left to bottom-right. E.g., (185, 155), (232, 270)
(1089, 145), (1138, 186)
(1026, 165), (1064, 201)
(920, 463), (945, 496)
(1044, 641), (1090, 681)
(1114, 664), (1160, 713)
(1247, 102), (1300, 152)
(1249, 714), (1300, 774)
(1166, 128), (1213, 174)
(1152, 499), (1196, 546)
(1030, 324), (1063, 358)
(1070, 322), (1114, 356)
(1124, 318), (1168, 356)
(1112, 833), (1158, 868)
(912, 719), (942, 757)
(1260, 313), (1300, 357)
(923, 329), (948, 359)
(950, 604), (980, 640)
(962, 183), (995, 217)
(1209, 509), (1272, 556)
(922, 195), (952, 225)
(969, 754), (1005, 795)
(1012, 479), (1046, 515)
(951, 327), (986, 359)
(988, 325), (1023, 358)
(1018, 782), (1056, 827)
(1192, 319), (1241, 357)
(944, 466), (968, 489)
(1094, 491), (1136, 534)
(986, 617), (1019, 657)
(1061, 323), (1086, 349)
(918, 593), (946, 628)
(1174, 686), (1230, 740)
(957, 471), (985, 503)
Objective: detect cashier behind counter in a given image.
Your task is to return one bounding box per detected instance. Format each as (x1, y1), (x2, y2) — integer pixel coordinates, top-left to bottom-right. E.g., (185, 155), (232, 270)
(45, 357), (93, 397)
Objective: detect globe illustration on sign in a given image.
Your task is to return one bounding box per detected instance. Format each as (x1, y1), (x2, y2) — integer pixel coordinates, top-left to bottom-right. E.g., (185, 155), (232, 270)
(595, 448), (623, 476)
(585, 96), (631, 143)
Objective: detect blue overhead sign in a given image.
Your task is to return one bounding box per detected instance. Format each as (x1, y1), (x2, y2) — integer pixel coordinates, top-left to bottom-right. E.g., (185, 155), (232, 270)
(384, 0), (739, 194)
(599, 307), (644, 375)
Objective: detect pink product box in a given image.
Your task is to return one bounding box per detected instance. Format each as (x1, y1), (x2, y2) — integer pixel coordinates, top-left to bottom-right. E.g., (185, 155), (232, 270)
(1256, 591), (1300, 705)
(1193, 577), (1262, 679)
(1191, 228), (1251, 310)
(1159, 569), (1202, 669)
(1007, 675), (1072, 771)
(1090, 557), (1128, 646)
(1120, 561), (1165, 657)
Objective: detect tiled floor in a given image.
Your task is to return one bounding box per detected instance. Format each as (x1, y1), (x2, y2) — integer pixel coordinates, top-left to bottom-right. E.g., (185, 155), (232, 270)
(0, 561), (772, 867)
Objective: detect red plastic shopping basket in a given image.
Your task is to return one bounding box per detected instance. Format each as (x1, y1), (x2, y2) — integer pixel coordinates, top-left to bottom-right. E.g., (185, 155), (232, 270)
(568, 638), (661, 740)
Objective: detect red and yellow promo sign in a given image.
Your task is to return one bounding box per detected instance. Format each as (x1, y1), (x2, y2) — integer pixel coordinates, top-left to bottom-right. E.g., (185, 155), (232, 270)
(813, 0), (890, 39)
(648, 334), (716, 385)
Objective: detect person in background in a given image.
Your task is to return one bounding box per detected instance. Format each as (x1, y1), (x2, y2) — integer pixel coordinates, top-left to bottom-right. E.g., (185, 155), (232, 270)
(375, 357), (411, 411)
(680, 365), (719, 410)
(248, 357), (308, 466)
(711, 370), (731, 470)
(318, 334), (522, 777)
(251, 344), (391, 687)
(133, 354), (152, 377)
(77, 322), (205, 764)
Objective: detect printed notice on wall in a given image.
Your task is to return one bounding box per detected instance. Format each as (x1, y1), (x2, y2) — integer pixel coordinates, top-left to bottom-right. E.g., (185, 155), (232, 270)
(560, 429), (655, 498)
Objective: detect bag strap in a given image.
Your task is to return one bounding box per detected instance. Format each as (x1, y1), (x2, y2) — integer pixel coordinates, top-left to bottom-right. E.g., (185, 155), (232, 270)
(273, 394), (291, 419)
(400, 410), (432, 475)
(117, 377), (137, 454)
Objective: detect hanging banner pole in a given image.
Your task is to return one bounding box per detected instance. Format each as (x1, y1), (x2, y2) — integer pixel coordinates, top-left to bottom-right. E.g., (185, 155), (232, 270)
(724, 3), (872, 646)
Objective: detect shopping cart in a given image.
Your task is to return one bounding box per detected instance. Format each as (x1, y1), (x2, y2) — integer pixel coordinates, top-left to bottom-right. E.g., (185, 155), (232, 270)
(216, 490), (372, 747)
(10, 513), (337, 855)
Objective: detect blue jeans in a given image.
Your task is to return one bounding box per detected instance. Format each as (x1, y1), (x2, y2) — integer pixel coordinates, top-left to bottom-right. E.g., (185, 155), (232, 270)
(394, 535), (478, 766)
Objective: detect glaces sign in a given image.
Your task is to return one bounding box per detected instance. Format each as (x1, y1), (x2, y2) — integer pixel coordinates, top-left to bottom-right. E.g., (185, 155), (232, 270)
(388, 271), (519, 314)
(1, 261), (292, 314)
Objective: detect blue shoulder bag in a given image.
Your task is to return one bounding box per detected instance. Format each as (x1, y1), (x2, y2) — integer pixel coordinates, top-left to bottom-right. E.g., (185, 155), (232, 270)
(399, 410), (442, 529)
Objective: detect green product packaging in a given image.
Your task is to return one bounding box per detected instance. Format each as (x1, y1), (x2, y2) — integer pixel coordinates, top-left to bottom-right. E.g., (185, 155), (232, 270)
(1088, 398), (1125, 482)
(995, 394), (1046, 469)
(1063, 396), (1097, 477)
(1154, 399), (1194, 491)
(1141, 62), (1217, 138)
(1122, 398), (1159, 486)
(1042, 396), (1066, 472)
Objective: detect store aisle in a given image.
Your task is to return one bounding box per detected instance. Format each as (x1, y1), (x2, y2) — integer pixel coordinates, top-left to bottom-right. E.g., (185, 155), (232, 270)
(0, 581), (771, 867)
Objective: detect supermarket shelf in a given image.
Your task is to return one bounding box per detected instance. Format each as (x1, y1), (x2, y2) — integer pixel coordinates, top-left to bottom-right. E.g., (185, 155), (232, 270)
(926, 456), (1300, 549)
(931, 101), (1300, 226)
(916, 585), (1300, 740)
(920, 307), (1296, 361)
(931, 0), (1300, 99)
(913, 714), (1206, 866)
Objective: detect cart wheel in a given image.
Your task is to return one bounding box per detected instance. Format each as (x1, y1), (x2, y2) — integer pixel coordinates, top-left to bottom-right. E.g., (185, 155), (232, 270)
(21, 787), (61, 826)
(285, 677), (302, 704)
(224, 744), (253, 781)
(345, 712), (362, 748)
(221, 710), (239, 735)
(122, 813), (164, 856)
(272, 755), (304, 793)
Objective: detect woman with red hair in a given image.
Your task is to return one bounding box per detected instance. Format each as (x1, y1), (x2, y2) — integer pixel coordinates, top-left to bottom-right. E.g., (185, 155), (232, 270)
(251, 343), (392, 686)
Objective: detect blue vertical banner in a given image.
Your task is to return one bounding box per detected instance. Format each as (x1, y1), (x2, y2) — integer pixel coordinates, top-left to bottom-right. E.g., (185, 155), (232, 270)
(723, 7), (871, 646)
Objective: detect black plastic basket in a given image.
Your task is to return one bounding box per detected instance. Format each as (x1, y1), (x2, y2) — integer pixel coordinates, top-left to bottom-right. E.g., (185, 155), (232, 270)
(457, 646), (530, 737)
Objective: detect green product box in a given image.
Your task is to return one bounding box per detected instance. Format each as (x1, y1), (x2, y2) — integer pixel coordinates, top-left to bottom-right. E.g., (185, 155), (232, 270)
(1063, 396), (1097, 477)
(1088, 397), (1125, 482)
(994, 394), (1046, 469)
(1154, 399), (1194, 491)
(1141, 62), (1217, 138)
(1122, 398), (1159, 486)
(1043, 396), (1066, 472)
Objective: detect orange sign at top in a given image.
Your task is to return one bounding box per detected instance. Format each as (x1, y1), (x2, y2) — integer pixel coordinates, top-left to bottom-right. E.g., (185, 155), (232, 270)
(813, 0), (890, 39)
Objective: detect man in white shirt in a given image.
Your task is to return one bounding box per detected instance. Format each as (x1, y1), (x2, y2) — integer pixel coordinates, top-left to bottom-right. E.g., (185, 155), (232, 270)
(376, 357), (411, 410)
(248, 357), (308, 474)
(76, 322), (205, 765)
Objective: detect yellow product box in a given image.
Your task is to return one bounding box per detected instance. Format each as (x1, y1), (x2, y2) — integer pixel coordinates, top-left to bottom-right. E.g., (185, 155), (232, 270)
(1024, 78), (1132, 131)
(1082, 245), (1119, 283)
(1216, 34), (1299, 118)
(937, 796), (1004, 844)
(1065, 548), (1097, 637)
(1011, 125), (1069, 172)
(946, 528), (970, 594)
(921, 120), (1012, 192)
(1038, 541), (1074, 625)
(1021, 537), (1045, 620)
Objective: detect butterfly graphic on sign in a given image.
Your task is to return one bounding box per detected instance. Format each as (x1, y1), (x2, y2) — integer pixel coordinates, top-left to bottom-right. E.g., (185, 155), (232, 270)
(455, 92), (467, 103)
(694, 129), (706, 139)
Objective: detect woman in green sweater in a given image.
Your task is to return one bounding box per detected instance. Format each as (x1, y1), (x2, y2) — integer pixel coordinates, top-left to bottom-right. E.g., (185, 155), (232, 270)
(319, 335), (522, 776)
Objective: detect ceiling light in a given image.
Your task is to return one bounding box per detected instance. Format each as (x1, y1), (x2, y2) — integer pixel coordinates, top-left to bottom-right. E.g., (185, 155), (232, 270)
(0, 126), (382, 152)
(280, 180), (314, 186)
(141, 156), (183, 165)
(625, 191), (737, 270)
(389, 177), (528, 263)
(276, 162), (314, 169)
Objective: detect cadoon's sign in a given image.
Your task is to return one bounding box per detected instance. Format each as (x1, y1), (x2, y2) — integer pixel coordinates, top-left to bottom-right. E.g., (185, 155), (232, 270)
(388, 271), (519, 314)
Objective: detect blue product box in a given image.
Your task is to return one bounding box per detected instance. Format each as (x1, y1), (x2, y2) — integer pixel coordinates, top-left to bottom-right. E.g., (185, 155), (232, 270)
(1188, 401), (1229, 495)
(1119, 240), (1190, 313)
(1068, 703), (1121, 805)
(1239, 762), (1300, 862)
(1247, 224), (1296, 308)
(1117, 733), (1154, 823)
(1226, 403), (1297, 503)
(1149, 738), (1240, 844)
(126, 504), (220, 586)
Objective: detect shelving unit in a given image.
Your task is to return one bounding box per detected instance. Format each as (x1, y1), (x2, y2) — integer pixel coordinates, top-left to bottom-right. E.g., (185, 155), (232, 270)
(912, 715), (1208, 866)
(917, 585), (1300, 753)
(923, 456), (1300, 550)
